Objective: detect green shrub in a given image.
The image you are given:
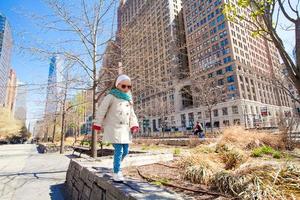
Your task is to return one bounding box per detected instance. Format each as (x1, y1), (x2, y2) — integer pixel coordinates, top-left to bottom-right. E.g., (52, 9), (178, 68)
(252, 148), (263, 157)
(272, 151), (281, 159)
(174, 148), (181, 156)
(251, 145), (281, 159)
(260, 146), (275, 154)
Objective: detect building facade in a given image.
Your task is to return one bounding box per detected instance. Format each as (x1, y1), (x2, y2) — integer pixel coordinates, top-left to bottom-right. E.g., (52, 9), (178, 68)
(5, 68), (16, 112)
(116, 0), (293, 133)
(14, 82), (27, 122)
(0, 14), (13, 106)
(181, 0), (292, 130)
(118, 0), (190, 132)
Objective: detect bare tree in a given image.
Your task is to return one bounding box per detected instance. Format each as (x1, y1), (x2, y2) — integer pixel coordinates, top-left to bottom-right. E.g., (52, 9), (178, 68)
(24, 0), (118, 157)
(189, 72), (224, 132)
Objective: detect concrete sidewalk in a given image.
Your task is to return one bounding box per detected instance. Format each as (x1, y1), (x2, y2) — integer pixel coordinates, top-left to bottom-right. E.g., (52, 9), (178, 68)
(0, 144), (70, 200)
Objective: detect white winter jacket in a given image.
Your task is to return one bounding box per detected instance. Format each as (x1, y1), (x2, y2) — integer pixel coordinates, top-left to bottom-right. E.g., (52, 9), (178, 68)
(95, 94), (139, 144)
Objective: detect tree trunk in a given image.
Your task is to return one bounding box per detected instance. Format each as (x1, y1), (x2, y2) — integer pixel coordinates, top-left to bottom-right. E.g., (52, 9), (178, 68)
(74, 126), (77, 143)
(209, 109), (213, 133)
(264, 16), (300, 94)
(91, 74), (97, 158)
(60, 111), (66, 154)
(52, 117), (56, 143)
(296, 19), (300, 77)
(44, 125), (49, 142)
(60, 75), (68, 154)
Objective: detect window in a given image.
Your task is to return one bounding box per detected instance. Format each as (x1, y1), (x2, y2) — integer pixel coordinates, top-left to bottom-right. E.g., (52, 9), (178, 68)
(197, 112), (202, 119)
(228, 85), (236, 91)
(218, 22), (225, 30)
(214, 121), (220, 127)
(222, 107), (228, 115)
(220, 39), (228, 47)
(233, 119), (240, 125)
(227, 76), (235, 83)
(219, 30), (227, 38)
(217, 14), (224, 23)
(218, 79), (224, 85)
(225, 65), (233, 72)
(213, 109), (218, 117)
(224, 56), (232, 64)
(205, 110), (210, 118)
(217, 69), (223, 75)
(223, 120), (230, 126)
(232, 106), (239, 114)
(223, 48), (230, 55)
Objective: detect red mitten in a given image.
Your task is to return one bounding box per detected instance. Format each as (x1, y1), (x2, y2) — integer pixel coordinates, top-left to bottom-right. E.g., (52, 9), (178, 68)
(131, 126), (139, 134)
(92, 124), (102, 131)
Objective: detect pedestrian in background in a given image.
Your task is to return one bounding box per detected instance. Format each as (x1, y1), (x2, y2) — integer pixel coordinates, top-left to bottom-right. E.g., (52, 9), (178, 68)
(93, 74), (139, 182)
(193, 121), (204, 138)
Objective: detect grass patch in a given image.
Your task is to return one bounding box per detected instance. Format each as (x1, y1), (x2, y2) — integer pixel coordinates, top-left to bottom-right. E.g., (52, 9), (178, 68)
(80, 140), (91, 146)
(220, 149), (245, 170)
(173, 148), (181, 156)
(251, 145), (281, 159)
(272, 151), (281, 159)
(151, 178), (169, 186)
(184, 165), (213, 184)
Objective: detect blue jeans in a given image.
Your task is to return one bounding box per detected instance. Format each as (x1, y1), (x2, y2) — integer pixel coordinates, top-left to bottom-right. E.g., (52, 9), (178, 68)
(113, 144), (129, 173)
(199, 131), (205, 138)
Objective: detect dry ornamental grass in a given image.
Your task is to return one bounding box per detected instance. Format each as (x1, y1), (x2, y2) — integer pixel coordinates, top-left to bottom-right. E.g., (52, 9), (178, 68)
(176, 127), (300, 199)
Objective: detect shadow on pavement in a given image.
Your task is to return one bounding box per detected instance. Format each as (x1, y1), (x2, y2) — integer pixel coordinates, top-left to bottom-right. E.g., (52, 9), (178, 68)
(50, 183), (66, 200)
(0, 170), (67, 178)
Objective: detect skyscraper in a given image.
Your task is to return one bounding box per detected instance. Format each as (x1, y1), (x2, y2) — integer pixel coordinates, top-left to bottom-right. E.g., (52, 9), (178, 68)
(182, 0), (292, 129)
(118, 0), (189, 131)
(5, 69), (16, 112)
(0, 13), (13, 106)
(44, 56), (63, 118)
(14, 82), (27, 122)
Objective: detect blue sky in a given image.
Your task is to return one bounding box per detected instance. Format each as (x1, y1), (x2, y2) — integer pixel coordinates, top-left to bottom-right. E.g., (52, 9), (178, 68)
(0, 0), (118, 130)
(0, 0), (296, 130)
(1, 0), (51, 128)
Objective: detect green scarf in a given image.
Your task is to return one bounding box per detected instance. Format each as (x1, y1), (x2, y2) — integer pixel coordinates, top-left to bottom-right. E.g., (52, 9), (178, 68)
(109, 88), (132, 102)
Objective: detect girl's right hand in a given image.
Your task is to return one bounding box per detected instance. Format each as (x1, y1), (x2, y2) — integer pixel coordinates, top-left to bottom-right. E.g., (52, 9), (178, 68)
(92, 124), (102, 131)
(131, 126), (139, 134)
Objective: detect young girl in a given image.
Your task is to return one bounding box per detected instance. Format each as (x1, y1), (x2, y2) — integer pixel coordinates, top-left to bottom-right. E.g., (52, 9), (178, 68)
(92, 74), (139, 182)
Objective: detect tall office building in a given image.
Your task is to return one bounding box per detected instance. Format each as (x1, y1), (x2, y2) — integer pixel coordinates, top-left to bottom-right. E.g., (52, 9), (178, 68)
(117, 0), (293, 132)
(182, 0), (292, 129)
(0, 14), (13, 106)
(5, 69), (16, 112)
(14, 82), (27, 122)
(44, 56), (64, 119)
(118, 0), (190, 131)
(99, 40), (122, 90)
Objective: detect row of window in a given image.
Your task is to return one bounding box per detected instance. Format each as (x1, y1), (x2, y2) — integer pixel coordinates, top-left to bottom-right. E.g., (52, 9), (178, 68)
(196, 106), (239, 120)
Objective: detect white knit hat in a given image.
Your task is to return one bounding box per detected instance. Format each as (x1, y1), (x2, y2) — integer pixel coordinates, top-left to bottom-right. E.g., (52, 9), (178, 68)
(115, 74), (131, 87)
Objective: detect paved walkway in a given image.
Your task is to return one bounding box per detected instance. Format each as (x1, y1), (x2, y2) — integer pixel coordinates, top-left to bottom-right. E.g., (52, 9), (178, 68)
(0, 144), (70, 200)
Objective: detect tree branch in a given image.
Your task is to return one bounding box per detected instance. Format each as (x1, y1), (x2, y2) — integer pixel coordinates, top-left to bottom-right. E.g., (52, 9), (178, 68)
(278, 0), (297, 23)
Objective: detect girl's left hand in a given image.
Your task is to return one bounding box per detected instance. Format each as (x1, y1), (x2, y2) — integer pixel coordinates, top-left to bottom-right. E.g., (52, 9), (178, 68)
(131, 126), (139, 134)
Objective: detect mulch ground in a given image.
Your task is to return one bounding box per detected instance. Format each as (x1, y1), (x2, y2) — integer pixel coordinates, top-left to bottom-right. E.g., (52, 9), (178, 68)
(123, 160), (230, 200)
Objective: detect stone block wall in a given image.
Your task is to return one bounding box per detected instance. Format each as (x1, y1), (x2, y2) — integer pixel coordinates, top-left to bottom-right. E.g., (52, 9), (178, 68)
(66, 159), (183, 200)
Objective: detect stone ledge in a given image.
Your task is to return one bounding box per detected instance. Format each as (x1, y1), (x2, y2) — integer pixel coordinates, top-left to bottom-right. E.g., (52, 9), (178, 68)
(66, 153), (183, 200)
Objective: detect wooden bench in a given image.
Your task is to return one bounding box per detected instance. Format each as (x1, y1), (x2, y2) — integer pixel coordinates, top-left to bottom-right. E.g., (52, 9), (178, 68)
(72, 146), (90, 157)
(72, 134), (104, 157)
